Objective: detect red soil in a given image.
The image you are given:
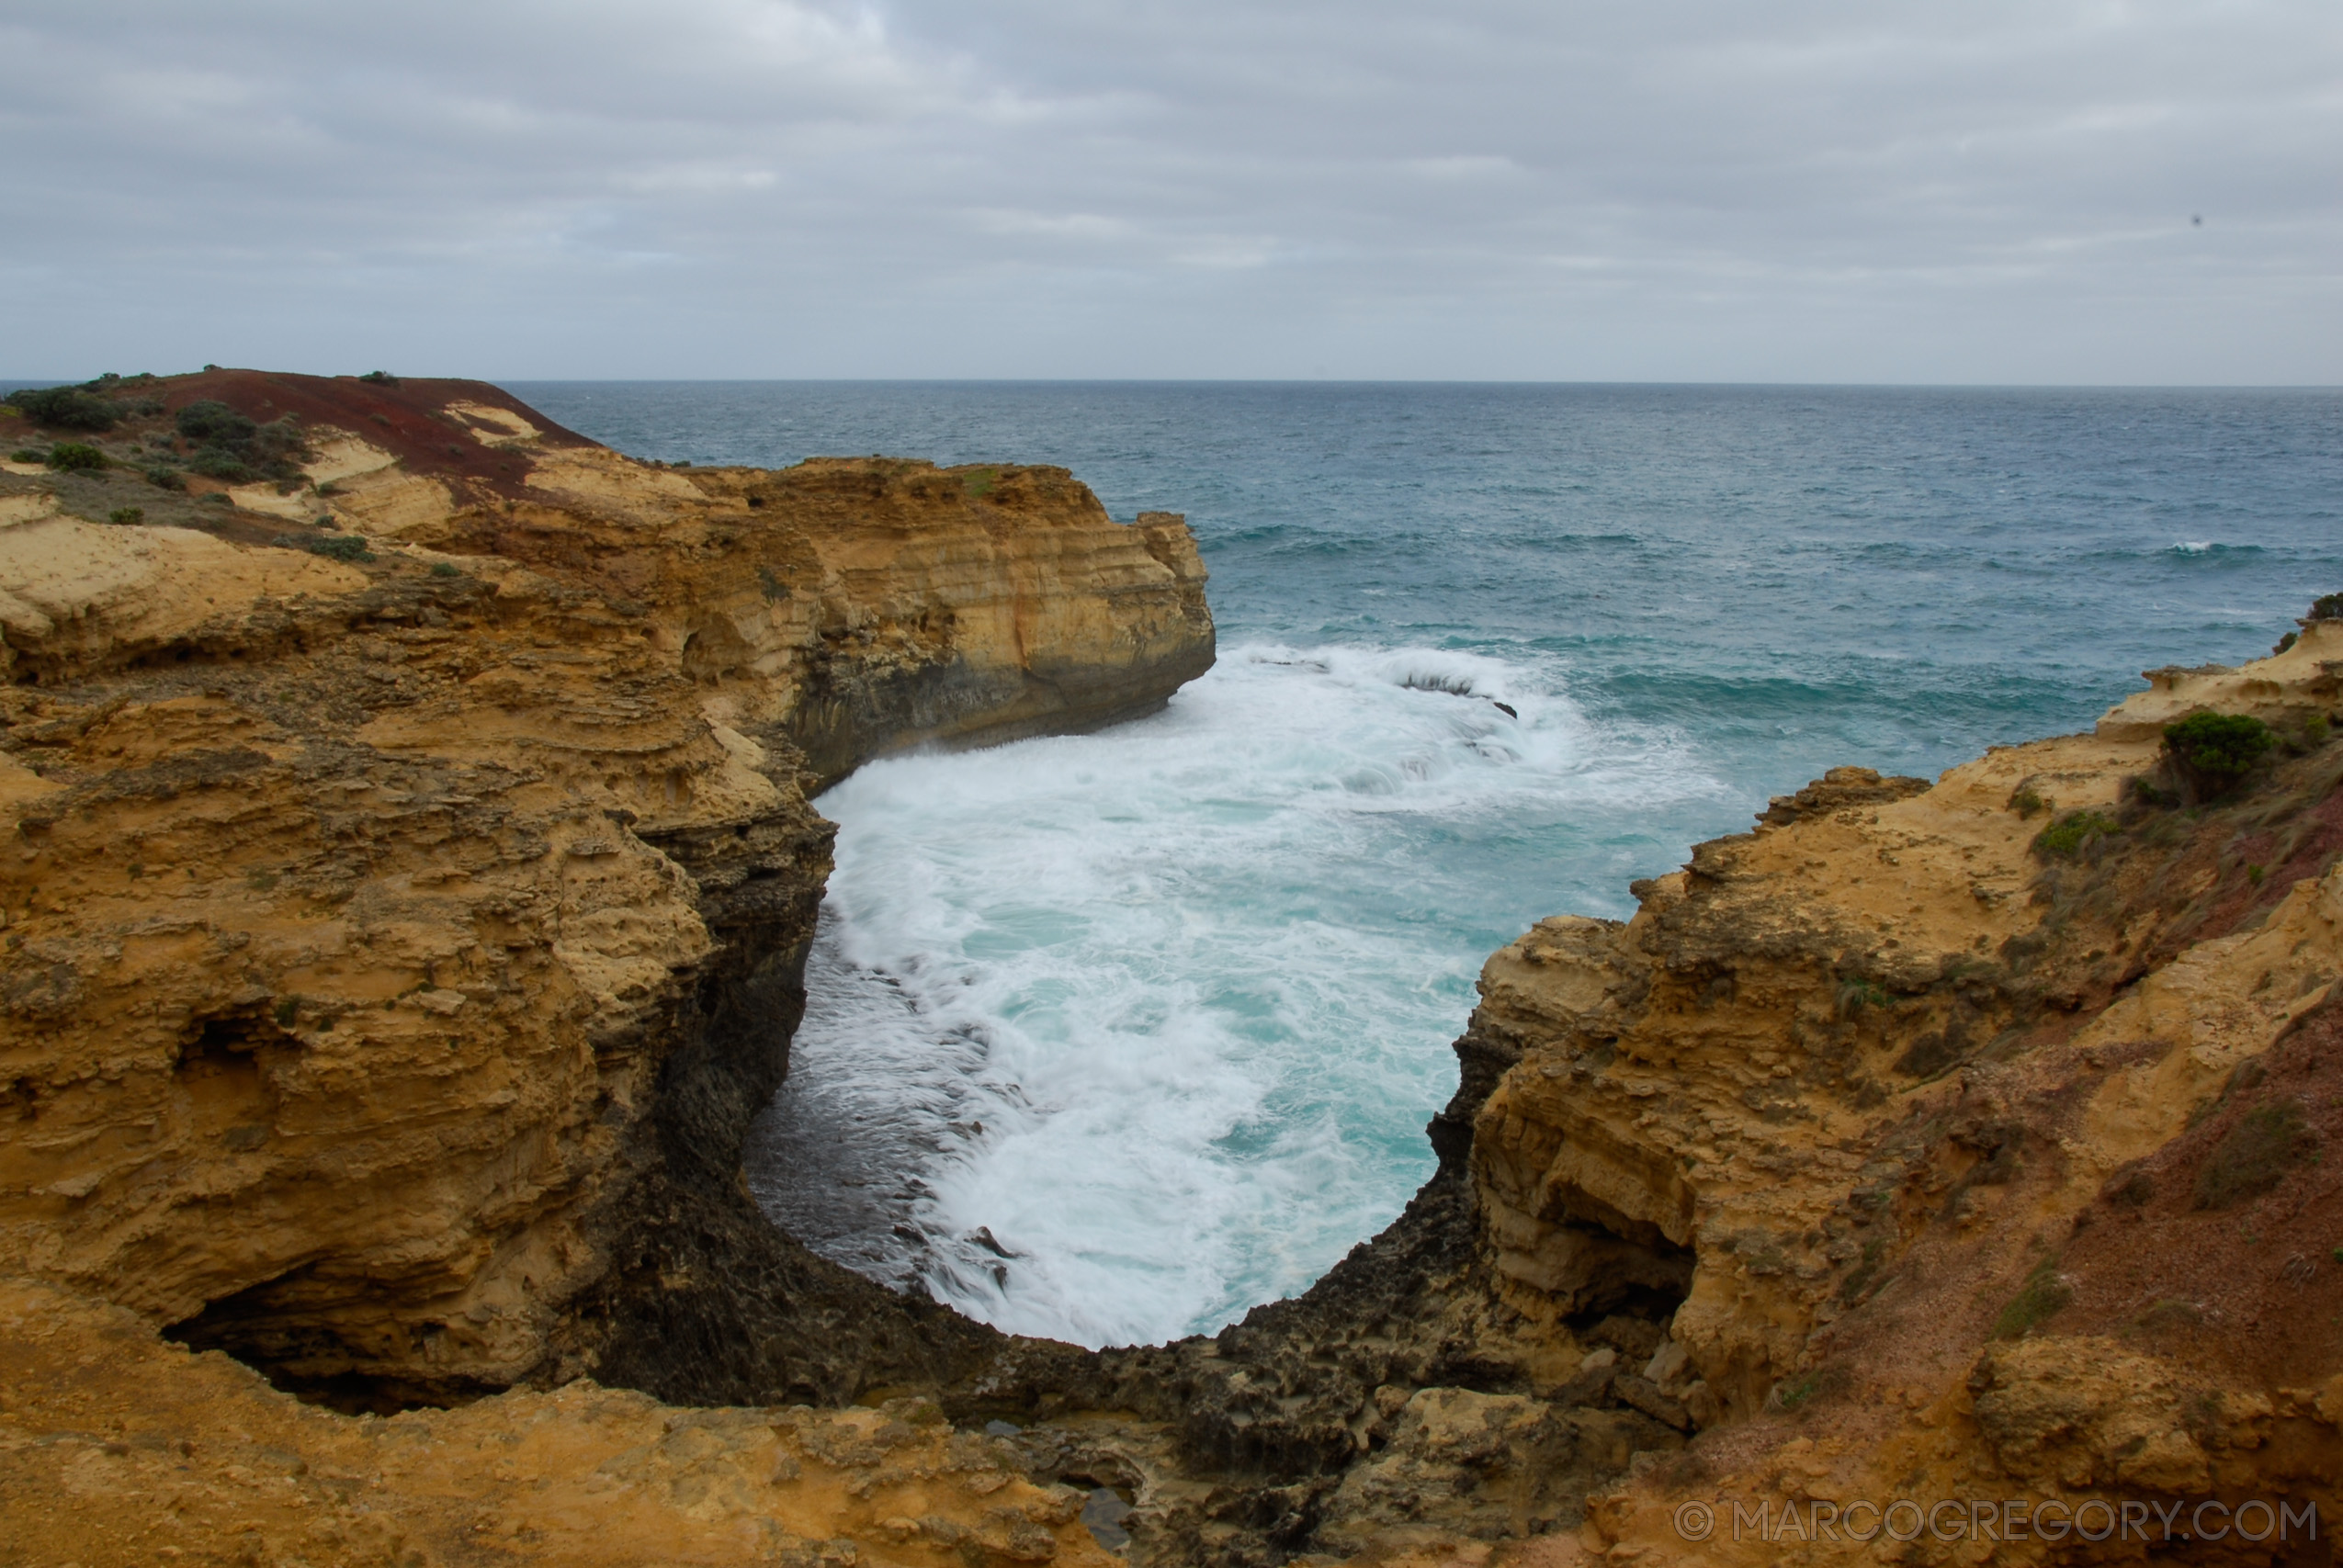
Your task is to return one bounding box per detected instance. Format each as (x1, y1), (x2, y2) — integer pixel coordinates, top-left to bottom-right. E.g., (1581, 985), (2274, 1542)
(152, 368), (599, 504)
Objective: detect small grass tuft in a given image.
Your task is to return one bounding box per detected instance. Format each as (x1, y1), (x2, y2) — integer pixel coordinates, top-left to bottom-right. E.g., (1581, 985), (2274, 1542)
(1837, 977), (1892, 1017)
(2033, 808), (2120, 859)
(2104, 1169), (2156, 1207)
(1993, 1258), (2073, 1339)
(276, 532), (374, 563)
(2194, 1098), (2317, 1209)
(2008, 785), (2049, 818)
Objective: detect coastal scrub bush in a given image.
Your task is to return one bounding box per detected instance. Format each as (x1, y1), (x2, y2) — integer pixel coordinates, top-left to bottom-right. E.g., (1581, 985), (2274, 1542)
(5, 384), (121, 431)
(2309, 592), (2343, 622)
(107, 507), (143, 525)
(1992, 1258), (2073, 1339)
(358, 370), (398, 385)
(187, 448), (256, 482)
(8, 448), (40, 464)
(274, 532), (374, 563)
(45, 443), (108, 472)
(2033, 808), (2119, 859)
(2195, 1099), (2316, 1209)
(145, 466), (184, 491)
(175, 401), (311, 484)
(2163, 712), (2274, 799)
(176, 399), (255, 445)
(2006, 784), (2048, 818)
(429, 561), (460, 578)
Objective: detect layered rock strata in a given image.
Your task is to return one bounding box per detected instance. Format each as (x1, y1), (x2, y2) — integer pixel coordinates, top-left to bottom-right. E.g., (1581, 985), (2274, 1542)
(0, 370), (1211, 1418)
(886, 621), (2343, 1567)
(8, 367), (2343, 1567)
(1069, 618), (2343, 1565)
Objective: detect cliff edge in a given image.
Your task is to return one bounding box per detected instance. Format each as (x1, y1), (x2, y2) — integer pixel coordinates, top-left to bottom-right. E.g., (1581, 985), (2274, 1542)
(7, 367), (2341, 1568)
(0, 369), (1212, 1417)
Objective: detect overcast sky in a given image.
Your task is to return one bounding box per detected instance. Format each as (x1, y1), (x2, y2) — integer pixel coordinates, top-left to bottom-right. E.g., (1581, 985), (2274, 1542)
(4, 1), (2337, 381)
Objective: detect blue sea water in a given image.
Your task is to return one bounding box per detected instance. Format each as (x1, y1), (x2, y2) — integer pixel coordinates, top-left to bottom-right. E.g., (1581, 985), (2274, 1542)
(510, 381), (2343, 1348)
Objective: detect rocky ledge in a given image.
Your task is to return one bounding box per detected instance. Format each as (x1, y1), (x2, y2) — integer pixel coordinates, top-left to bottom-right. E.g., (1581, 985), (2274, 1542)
(0, 368), (1209, 1416)
(6, 371), (2342, 1568)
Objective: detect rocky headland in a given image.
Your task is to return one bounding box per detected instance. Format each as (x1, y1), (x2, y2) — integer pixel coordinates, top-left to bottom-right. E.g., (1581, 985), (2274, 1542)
(3, 371), (2339, 1567)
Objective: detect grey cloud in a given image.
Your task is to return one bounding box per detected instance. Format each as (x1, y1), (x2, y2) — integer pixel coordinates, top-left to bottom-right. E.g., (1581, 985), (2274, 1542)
(1, 0), (2334, 379)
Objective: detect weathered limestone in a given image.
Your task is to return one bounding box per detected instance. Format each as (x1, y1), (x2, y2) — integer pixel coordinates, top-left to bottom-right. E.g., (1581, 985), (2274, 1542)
(0, 371), (1212, 1406)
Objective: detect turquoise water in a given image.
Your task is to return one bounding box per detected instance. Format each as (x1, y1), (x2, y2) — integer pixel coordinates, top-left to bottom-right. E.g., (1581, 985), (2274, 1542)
(514, 382), (2343, 1346)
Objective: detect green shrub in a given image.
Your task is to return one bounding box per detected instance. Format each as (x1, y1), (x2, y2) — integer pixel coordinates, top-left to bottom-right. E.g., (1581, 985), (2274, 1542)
(8, 448), (40, 464)
(107, 507), (143, 525)
(45, 443), (108, 472)
(2307, 716), (2332, 747)
(2309, 592), (2343, 622)
(2163, 712), (2275, 798)
(176, 400), (255, 444)
(357, 370), (398, 385)
(175, 400), (308, 484)
(2275, 631), (2299, 655)
(2195, 1099), (2316, 1208)
(6, 385), (121, 431)
(187, 448), (256, 482)
(1993, 1258), (2074, 1339)
(2007, 785), (2048, 818)
(295, 533), (374, 562)
(2033, 808), (2119, 858)
(245, 415), (307, 471)
(199, 492), (230, 507)
(144, 466), (184, 491)
(429, 560), (461, 578)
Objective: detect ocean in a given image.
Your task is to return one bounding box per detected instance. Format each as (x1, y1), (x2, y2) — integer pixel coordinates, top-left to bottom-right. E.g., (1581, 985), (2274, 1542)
(510, 381), (2343, 1348)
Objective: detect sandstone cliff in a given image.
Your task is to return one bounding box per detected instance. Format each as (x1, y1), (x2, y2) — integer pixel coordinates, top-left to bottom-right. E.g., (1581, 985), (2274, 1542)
(8, 367), (2341, 1568)
(0, 369), (1211, 1422)
(1058, 615), (2343, 1566)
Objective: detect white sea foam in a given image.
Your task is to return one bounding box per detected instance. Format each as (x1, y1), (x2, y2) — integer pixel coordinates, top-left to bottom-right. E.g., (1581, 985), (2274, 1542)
(744, 642), (1720, 1348)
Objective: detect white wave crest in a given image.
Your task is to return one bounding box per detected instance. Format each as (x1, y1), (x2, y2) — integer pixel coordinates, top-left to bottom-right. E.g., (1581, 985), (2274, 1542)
(745, 642), (1720, 1348)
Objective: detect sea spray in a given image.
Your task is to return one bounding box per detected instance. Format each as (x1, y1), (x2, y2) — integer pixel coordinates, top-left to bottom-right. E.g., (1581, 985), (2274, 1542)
(745, 642), (1724, 1348)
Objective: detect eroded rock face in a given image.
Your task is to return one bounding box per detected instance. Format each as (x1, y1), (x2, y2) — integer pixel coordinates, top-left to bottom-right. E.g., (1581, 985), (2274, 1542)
(0, 1276), (1116, 1568)
(1463, 633), (2343, 1566)
(8, 367), (2343, 1567)
(0, 370), (1212, 1406)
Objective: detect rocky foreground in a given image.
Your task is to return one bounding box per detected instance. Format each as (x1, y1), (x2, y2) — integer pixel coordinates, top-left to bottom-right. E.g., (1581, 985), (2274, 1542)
(3, 373), (2340, 1567)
